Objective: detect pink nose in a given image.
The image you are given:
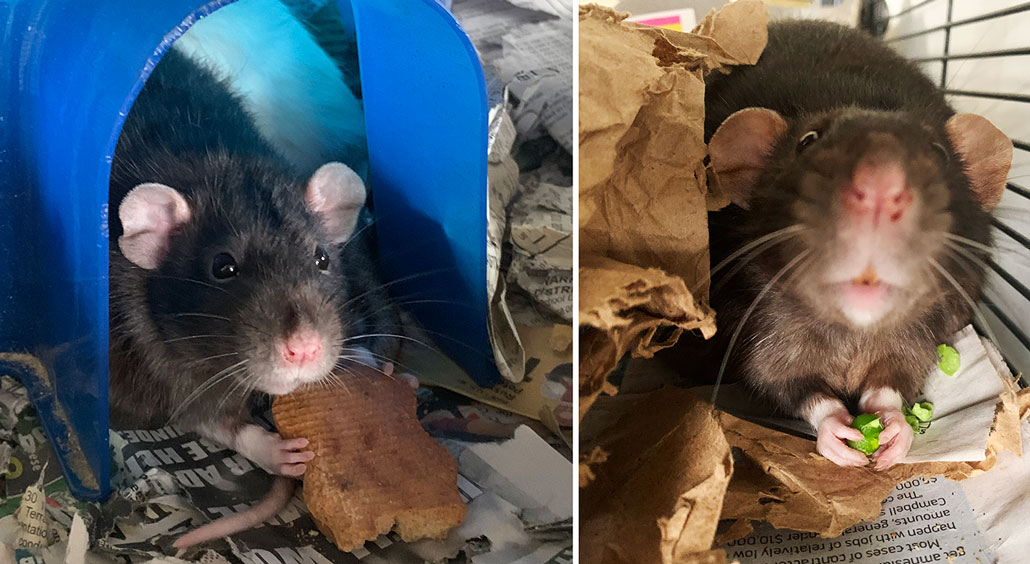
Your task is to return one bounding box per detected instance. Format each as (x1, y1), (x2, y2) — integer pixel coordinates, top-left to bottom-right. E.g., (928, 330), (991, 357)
(845, 160), (912, 223)
(282, 330), (323, 365)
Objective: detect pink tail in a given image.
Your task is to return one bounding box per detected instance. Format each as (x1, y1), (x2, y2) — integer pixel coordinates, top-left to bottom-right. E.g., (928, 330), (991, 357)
(173, 476), (296, 549)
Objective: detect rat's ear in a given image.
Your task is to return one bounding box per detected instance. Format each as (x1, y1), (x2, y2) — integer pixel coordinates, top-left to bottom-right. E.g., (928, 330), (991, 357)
(945, 113), (1012, 211)
(709, 108), (788, 209)
(306, 162), (366, 243)
(118, 183), (191, 270)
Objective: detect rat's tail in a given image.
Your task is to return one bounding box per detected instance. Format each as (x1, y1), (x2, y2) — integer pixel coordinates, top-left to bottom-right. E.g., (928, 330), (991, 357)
(173, 475), (296, 550)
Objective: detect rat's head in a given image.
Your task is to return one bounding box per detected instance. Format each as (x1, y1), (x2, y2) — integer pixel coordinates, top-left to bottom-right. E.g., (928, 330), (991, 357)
(117, 161), (366, 396)
(709, 107), (1011, 329)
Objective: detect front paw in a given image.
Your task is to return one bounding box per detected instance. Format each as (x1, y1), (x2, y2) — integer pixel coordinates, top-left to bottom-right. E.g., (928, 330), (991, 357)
(235, 424), (314, 477)
(815, 412), (870, 467)
(872, 408), (914, 471)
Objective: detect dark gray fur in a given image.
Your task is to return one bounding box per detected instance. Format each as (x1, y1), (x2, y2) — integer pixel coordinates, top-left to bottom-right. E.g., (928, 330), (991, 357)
(702, 20), (994, 414)
(108, 49), (399, 432)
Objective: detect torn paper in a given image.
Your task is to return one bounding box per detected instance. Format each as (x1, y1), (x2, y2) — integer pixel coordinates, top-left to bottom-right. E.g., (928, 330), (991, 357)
(581, 388), (732, 564)
(494, 18), (573, 152)
(507, 178), (573, 321)
(721, 476), (995, 563)
(486, 103), (528, 383)
(715, 376), (1030, 544)
(577, 1), (768, 419)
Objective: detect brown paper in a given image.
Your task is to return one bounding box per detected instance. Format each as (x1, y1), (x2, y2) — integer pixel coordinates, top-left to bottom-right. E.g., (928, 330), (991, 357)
(577, 2), (768, 421)
(581, 388), (733, 564)
(714, 377), (1030, 545)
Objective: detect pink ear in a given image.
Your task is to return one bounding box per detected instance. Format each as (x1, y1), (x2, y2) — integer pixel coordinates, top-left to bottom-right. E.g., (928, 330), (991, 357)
(946, 113), (1012, 211)
(306, 162), (366, 243)
(118, 183), (191, 270)
(709, 108), (788, 209)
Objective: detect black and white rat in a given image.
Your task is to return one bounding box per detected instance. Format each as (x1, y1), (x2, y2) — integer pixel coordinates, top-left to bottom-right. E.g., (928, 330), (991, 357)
(702, 20), (1012, 469)
(107, 45), (399, 546)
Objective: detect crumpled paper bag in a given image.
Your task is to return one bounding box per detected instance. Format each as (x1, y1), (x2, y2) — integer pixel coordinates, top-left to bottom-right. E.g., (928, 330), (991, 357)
(715, 379), (1030, 545)
(581, 388), (733, 564)
(577, 1), (768, 419)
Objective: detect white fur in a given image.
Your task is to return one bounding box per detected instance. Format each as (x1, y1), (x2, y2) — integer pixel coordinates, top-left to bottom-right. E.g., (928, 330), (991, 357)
(172, 0), (367, 176)
(802, 396), (848, 431)
(859, 387), (904, 413)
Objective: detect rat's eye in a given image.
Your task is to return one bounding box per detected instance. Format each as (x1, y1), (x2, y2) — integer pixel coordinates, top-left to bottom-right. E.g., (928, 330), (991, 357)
(931, 142), (950, 164)
(212, 253), (239, 280)
(314, 246), (330, 271)
(797, 131), (820, 153)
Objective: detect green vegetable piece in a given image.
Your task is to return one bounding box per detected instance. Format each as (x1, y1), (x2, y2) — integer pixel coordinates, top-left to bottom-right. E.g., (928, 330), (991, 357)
(937, 344), (960, 376)
(847, 414), (884, 455)
(909, 401), (933, 422)
(904, 414), (920, 432)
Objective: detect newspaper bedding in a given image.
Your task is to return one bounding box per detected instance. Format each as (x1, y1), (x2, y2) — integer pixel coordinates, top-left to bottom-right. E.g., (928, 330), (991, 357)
(457, 0), (574, 384)
(0, 375), (572, 563)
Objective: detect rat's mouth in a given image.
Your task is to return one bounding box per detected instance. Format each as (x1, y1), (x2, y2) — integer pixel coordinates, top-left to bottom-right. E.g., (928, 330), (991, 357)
(832, 267), (895, 326)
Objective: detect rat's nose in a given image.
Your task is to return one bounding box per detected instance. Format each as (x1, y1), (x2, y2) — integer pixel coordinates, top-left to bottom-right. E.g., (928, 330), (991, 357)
(845, 159), (912, 223)
(282, 329), (323, 365)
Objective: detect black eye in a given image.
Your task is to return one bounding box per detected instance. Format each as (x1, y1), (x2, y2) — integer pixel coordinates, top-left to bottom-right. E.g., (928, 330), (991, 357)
(931, 142), (950, 164)
(797, 131), (819, 152)
(211, 253), (239, 280)
(314, 246), (330, 271)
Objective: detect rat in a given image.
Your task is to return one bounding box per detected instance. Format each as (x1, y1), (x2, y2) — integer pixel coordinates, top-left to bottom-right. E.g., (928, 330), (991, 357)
(701, 20), (1012, 470)
(107, 45), (400, 548)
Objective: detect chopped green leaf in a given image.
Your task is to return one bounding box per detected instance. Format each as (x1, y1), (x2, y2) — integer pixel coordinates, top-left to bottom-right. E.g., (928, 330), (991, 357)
(900, 402), (934, 433)
(905, 414), (919, 431)
(937, 344), (960, 376)
(909, 402), (933, 422)
(848, 414), (884, 455)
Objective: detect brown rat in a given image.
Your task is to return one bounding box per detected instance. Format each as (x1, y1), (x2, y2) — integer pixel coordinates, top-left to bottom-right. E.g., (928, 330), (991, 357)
(701, 20), (1012, 469)
(108, 48), (400, 547)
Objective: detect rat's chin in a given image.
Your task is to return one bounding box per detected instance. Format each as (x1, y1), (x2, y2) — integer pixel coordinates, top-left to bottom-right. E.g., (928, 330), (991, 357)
(257, 378), (301, 396)
(836, 282), (894, 327)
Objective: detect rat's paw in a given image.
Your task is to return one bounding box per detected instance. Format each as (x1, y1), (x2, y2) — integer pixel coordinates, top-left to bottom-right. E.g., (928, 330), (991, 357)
(816, 412), (869, 467)
(872, 409), (914, 471)
(267, 436), (314, 477)
(235, 425), (315, 476)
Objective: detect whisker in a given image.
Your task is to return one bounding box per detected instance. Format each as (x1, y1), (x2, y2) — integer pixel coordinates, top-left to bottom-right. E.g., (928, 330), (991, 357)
(184, 351), (241, 366)
(162, 334), (236, 344)
(167, 359), (249, 422)
(711, 229), (805, 294)
(712, 250), (811, 405)
(146, 275), (234, 298)
(168, 313), (233, 323)
(927, 256), (999, 346)
(337, 332), (490, 359)
(699, 225), (808, 293)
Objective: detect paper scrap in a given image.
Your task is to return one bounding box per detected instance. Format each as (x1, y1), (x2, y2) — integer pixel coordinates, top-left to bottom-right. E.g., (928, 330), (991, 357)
(486, 103), (528, 383)
(14, 473), (48, 549)
(962, 421), (1030, 564)
(579, 256), (717, 418)
(459, 425), (573, 525)
(495, 17), (573, 152)
(508, 178), (573, 321)
(581, 388), (732, 564)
